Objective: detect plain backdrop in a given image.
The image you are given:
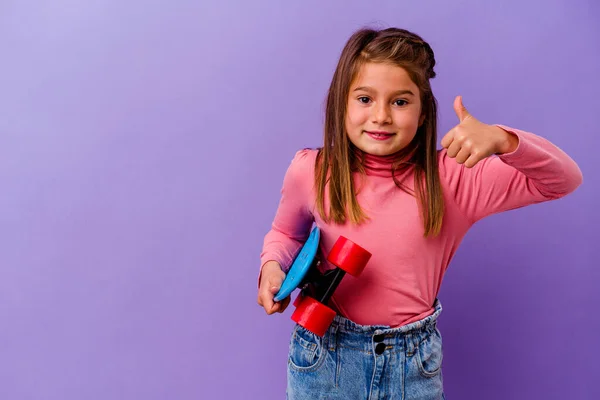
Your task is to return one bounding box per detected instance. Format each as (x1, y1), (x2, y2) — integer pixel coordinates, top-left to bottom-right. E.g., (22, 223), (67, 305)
(1, 1), (598, 399)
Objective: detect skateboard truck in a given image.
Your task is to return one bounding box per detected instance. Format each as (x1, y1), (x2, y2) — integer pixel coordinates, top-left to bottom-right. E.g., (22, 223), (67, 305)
(274, 227), (372, 337)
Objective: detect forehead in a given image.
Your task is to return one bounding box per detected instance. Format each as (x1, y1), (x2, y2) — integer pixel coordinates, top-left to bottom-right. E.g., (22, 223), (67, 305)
(351, 62), (418, 92)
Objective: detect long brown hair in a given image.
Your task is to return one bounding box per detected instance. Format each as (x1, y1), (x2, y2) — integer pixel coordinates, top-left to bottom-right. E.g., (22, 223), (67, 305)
(315, 27), (444, 237)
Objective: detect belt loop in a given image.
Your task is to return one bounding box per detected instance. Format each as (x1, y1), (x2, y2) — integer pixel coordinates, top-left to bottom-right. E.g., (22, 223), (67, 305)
(328, 321), (338, 352)
(405, 333), (415, 356)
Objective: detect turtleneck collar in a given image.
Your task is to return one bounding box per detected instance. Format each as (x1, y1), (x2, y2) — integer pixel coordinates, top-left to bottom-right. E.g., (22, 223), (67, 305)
(356, 149), (415, 178)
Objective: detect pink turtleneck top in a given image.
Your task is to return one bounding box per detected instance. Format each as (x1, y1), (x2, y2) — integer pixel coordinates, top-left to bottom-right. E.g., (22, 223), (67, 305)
(259, 126), (582, 327)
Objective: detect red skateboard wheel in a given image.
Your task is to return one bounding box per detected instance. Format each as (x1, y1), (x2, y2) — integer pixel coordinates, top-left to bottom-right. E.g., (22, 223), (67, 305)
(293, 293), (304, 307)
(327, 236), (372, 277)
(291, 296), (336, 337)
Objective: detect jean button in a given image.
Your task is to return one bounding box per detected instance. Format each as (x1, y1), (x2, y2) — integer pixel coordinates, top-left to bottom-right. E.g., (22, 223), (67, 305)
(375, 343), (386, 355)
(373, 334), (385, 342)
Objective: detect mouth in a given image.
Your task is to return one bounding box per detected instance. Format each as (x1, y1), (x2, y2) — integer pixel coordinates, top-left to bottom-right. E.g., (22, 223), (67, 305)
(365, 130), (395, 141)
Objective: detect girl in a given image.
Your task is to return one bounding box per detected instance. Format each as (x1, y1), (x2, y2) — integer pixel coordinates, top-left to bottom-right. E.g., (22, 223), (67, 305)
(257, 27), (582, 399)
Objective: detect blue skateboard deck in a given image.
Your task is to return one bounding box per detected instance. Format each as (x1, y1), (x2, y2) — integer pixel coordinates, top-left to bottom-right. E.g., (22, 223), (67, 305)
(274, 226), (320, 302)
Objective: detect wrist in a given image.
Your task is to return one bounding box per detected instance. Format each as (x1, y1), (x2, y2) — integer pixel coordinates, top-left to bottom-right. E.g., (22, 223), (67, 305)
(258, 260), (284, 289)
(261, 260), (283, 278)
(494, 126), (519, 154)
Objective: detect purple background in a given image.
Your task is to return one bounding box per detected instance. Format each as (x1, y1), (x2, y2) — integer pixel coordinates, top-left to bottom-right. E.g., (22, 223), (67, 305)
(1, 1), (598, 399)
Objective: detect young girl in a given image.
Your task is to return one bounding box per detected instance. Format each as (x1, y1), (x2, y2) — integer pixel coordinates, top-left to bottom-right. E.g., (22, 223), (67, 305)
(257, 27), (582, 399)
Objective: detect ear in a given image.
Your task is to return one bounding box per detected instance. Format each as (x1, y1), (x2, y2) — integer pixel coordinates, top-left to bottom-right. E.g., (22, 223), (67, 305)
(418, 114), (426, 127)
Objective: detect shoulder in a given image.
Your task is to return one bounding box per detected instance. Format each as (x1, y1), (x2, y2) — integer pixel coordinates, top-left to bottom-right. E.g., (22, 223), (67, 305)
(283, 147), (320, 185)
(287, 148), (320, 175)
(292, 147), (320, 164)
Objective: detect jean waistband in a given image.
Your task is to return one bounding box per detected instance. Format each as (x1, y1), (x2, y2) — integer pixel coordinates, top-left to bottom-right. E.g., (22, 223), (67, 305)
(326, 299), (443, 350)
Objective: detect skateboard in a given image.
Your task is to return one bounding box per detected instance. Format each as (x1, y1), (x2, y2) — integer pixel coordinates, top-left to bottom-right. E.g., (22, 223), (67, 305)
(273, 226), (372, 337)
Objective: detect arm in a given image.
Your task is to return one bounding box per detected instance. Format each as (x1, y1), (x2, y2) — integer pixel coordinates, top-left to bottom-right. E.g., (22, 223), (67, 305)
(258, 149), (316, 285)
(442, 125), (583, 224)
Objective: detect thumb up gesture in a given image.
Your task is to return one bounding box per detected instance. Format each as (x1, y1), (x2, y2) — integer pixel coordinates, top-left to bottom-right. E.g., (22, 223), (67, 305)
(441, 96), (519, 168)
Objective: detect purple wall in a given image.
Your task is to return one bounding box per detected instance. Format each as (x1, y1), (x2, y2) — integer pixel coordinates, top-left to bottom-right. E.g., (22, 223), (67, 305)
(1, 1), (597, 399)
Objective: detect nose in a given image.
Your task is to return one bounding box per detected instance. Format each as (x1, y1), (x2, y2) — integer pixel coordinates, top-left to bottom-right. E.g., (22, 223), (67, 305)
(371, 102), (392, 125)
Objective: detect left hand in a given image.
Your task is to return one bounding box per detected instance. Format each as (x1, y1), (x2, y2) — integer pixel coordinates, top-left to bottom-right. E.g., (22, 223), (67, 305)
(441, 96), (519, 168)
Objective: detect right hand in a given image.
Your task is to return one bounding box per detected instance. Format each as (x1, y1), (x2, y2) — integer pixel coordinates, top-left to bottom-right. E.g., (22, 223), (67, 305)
(257, 261), (290, 315)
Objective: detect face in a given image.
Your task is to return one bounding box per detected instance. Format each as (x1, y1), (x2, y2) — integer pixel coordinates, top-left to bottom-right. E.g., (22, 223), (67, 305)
(345, 62), (424, 156)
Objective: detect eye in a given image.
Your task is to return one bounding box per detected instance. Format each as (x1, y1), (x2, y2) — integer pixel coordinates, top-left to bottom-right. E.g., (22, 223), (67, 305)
(358, 96), (371, 104)
(393, 99), (408, 106)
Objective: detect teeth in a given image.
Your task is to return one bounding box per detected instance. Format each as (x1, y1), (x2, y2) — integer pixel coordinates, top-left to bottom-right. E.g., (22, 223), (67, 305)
(367, 131), (392, 139)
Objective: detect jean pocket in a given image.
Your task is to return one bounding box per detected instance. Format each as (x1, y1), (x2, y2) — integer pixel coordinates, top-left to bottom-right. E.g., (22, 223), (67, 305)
(416, 328), (443, 378)
(288, 324), (326, 372)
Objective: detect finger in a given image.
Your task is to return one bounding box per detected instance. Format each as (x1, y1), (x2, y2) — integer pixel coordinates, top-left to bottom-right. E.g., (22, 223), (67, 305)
(464, 151), (486, 168)
(464, 154), (480, 168)
(268, 302), (281, 314)
(440, 129), (454, 149)
(446, 137), (463, 158)
(264, 282), (286, 314)
(453, 95), (471, 123)
(259, 286), (276, 312)
(277, 296), (291, 313)
(269, 285), (287, 313)
(261, 296), (274, 313)
(454, 146), (471, 165)
(257, 290), (273, 306)
(269, 285), (282, 295)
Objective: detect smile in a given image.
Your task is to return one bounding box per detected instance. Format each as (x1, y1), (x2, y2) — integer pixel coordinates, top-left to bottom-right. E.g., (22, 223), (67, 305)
(365, 131), (395, 141)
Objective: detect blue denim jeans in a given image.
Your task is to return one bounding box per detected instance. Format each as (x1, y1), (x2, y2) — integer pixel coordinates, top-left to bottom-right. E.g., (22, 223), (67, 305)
(287, 299), (445, 400)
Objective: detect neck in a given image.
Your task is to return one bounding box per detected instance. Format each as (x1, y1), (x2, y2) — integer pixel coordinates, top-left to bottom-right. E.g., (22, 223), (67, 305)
(356, 149), (414, 178)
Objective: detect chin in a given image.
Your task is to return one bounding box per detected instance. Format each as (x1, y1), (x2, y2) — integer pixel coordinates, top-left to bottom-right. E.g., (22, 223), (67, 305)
(360, 143), (404, 157)
(367, 148), (396, 156)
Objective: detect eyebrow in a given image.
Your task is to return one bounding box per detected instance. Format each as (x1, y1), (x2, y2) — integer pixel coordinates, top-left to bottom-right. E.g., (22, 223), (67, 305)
(353, 86), (415, 96)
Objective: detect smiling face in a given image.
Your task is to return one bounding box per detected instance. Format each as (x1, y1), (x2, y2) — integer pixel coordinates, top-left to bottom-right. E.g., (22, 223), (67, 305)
(345, 62), (424, 157)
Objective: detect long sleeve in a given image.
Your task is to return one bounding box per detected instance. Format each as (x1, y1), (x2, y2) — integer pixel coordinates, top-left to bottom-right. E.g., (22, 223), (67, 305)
(440, 125), (583, 224)
(259, 149), (316, 283)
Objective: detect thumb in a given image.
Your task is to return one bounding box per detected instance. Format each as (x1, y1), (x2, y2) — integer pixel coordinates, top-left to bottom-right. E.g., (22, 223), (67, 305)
(269, 274), (284, 294)
(269, 285), (281, 295)
(453, 95), (471, 122)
